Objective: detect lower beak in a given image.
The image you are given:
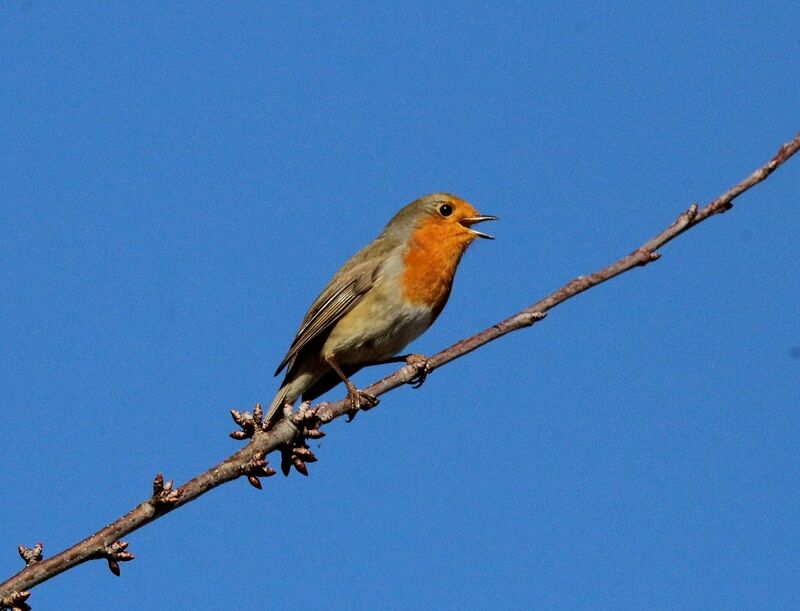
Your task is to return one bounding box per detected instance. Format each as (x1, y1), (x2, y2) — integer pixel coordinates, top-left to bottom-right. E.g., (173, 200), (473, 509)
(460, 215), (498, 239)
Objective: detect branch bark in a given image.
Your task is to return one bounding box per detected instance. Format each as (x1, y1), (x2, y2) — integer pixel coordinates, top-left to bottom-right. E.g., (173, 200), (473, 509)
(2, 132), (799, 607)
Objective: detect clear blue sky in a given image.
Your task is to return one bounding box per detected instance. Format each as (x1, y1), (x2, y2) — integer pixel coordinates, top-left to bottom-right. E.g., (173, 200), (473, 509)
(2, 3), (799, 609)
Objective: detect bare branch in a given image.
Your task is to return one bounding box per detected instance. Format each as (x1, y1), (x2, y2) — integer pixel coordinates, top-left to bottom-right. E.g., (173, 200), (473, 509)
(1, 132), (798, 604)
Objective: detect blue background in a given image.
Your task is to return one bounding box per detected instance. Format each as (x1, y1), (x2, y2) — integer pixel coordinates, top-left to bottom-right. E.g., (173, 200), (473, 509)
(2, 3), (799, 609)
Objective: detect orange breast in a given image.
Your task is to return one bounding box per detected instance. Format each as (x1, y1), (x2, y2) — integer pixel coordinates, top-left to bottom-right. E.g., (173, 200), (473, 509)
(401, 219), (470, 318)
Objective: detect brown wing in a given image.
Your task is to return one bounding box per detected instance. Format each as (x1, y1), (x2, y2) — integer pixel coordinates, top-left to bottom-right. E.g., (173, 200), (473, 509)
(274, 256), (383, 376)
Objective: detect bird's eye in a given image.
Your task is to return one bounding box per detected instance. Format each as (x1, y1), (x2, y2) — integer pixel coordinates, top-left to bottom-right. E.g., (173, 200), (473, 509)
(439, 204), (453, 217)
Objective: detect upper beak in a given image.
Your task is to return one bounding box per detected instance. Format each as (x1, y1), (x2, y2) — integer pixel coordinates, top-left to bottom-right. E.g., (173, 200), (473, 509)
(460, 215), (498, 239)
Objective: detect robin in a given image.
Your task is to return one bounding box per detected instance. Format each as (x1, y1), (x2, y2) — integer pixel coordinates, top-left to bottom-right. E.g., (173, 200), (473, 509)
(265, 193), (496, 425)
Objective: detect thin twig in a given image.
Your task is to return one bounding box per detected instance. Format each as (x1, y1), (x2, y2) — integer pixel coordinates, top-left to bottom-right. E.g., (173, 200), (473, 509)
(1, 132), (798, 604)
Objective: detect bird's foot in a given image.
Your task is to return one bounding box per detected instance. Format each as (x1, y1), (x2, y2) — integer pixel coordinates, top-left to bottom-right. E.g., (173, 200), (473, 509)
(345, 387), (379, 422)
(405, 353), (431, 389)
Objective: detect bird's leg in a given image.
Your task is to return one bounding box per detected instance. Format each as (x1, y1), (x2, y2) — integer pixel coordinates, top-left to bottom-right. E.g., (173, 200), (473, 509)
(404, 353), (431, 389)
(324, 354), (379, 421)
(361, 353), (431, 388)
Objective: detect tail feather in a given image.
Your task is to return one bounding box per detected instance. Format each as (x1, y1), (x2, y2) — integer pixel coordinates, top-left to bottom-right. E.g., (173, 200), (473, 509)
(265, 383), (292, 426)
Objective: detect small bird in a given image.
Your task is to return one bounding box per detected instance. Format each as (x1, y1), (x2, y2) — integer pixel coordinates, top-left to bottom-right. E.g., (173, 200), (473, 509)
(265, 193), (496, 425)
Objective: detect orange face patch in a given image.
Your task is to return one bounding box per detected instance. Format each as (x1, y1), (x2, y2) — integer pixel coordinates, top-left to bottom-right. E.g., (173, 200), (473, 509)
(400, 205), (477, 317)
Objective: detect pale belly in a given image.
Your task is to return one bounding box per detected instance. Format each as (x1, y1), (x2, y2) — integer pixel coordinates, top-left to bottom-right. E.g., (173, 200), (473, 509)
(321, 286), (433, 364)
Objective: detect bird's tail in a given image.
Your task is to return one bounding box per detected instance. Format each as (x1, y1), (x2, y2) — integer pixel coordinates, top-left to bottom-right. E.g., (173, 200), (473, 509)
(265, 383), (292, 427)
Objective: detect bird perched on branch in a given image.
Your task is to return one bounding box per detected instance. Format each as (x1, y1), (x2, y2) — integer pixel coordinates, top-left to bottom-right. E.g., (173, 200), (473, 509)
(265, 193), (496, 425)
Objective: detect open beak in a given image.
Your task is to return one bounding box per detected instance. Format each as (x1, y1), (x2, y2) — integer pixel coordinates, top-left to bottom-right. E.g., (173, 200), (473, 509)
(460, 215), (498, 239)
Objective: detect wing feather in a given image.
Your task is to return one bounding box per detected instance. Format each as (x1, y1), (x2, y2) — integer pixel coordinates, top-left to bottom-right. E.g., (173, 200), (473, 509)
(274, 258), (382, 376)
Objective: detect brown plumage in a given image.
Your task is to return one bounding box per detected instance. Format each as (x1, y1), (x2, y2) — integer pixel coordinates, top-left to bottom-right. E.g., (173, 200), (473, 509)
(266, 193), (496, 424)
